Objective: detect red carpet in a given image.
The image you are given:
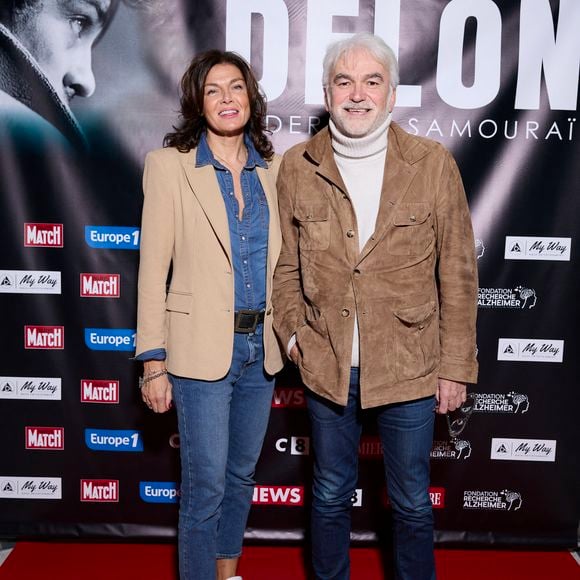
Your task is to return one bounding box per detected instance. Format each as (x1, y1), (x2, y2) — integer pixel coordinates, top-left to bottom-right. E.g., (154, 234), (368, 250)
(0, 543), (579, 580)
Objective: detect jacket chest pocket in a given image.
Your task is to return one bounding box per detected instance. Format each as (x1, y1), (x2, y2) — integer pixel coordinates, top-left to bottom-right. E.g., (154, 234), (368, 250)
(388, 202), (434, 256)
(295, 203), (330, 251)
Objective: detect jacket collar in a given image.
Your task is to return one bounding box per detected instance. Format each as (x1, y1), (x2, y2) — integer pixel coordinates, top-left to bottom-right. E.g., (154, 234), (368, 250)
(304, 122), (430, 264)
(304, 121), (430, 168)
(180, 143), (279, 271)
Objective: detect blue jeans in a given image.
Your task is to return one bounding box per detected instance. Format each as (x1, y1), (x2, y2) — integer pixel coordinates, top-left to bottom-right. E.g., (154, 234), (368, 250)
(171, 325), (274, 580)
(307, 368), (436, 580)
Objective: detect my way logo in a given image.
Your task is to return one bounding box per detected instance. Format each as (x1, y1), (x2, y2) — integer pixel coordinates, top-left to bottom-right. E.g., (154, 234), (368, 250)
(24, 223), (63, 247)
(25, 427), (64, 450)
(24, 326), (64, 350)
(80, 273), (120, 298)
(140, 482), (180, 504)
(0, 477), (62, 499)
(252, 486), (304, 506)
(463, 489), (522, 511)
(85, 226), (140, 250)
(491, 438), (556, 462)
(81, 479), (119, 502)
(81, 380), (119, 404)
(505, 236), (571, 261)
(478, 286), (537, 309)
(85, 429), (143, 452)
(0, 271), (61, 294)
(475, 392), (530, 414)
(0, 377), (61, 400)
(498, 339), (564, 363)
(84, 328), (135, 351)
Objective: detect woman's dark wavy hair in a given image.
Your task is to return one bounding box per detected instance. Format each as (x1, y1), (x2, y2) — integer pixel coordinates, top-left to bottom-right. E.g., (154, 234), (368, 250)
(164, 50), (273, 160)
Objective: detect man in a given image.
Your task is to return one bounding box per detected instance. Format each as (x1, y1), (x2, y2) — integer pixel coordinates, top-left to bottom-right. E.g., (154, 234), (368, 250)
(273, 33), (478, 580)
(0, 0), (122, 147)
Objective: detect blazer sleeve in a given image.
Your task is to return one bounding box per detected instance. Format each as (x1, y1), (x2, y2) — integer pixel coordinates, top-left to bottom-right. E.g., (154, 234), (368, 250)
(135, 150), (176, 357)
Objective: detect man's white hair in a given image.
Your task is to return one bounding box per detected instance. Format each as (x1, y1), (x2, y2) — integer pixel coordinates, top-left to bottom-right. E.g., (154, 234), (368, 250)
(322, 32), (400, 89)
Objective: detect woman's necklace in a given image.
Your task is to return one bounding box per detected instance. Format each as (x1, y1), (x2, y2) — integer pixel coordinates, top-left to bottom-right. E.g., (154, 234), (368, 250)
(213, 148), (248, 173)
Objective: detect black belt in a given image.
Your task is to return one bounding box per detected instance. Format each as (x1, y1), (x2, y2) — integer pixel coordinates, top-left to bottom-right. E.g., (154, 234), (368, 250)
(234, 309), (265, 333)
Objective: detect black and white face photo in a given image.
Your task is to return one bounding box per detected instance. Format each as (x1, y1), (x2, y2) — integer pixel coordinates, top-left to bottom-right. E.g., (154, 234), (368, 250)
(3, 0), (113, 103)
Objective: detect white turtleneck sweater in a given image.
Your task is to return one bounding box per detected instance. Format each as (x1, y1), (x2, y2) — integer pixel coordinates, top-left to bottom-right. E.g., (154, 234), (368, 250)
(330, 113), (392, 367)
(288, 114), (392, 367)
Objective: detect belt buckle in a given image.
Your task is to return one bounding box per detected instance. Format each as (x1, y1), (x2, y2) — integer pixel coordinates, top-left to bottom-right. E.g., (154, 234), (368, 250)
(235, 309), (259, 333)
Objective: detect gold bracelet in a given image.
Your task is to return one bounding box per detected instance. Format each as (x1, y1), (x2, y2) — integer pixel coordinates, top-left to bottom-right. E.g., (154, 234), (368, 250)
(139, 369), (168, 389)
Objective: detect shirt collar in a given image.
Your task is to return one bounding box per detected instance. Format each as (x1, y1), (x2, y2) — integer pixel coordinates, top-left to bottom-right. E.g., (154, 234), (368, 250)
(196, 132), (267, 169)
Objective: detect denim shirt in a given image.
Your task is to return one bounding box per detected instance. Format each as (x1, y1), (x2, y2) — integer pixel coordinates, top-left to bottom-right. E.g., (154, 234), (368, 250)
(136, 132), (269, 362)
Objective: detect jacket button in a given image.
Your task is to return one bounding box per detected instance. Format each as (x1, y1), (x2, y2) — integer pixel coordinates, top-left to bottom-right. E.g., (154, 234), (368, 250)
(341, 308), (350, 317)
(409, 215), (417, 222)
(353, 268), (361, 276)
(346, 229), (355, 238)
(418, 324), (425, 330)
(266, 308), (272, 315)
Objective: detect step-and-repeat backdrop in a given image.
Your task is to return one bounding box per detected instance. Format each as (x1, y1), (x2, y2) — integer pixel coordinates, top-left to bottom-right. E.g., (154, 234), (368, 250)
(1, 0), (579, 546)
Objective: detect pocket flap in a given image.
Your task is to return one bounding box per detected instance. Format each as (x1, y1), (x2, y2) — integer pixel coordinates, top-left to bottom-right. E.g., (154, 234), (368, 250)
(393, 203), (430, 226)
(166, 291), (192, 314)
(295, 203), (329, 222)
(394, 301), (436, 325)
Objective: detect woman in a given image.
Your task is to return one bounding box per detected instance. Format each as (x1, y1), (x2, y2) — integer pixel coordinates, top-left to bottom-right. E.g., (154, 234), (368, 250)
(135, 50), (284, 580)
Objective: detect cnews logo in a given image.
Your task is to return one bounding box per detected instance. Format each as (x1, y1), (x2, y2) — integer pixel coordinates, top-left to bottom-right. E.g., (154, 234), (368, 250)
(252, 486), (304, 506)
(80, 273), (120, 298)
(140, 482), (180, 503)
(0, 271), (61, 294)
(25, 326), (64, 350)
(84, 329), (135, 351)
(0, 377), (61, 400)
(25, 427), (64, 450)
(80, 479), (119, 502)
(81, 380), (119, 404)
(85, 429), (143, 452)
(272, 387), (305, 408)
(85, 226), (140, 250)
(24, 223), (63, 247)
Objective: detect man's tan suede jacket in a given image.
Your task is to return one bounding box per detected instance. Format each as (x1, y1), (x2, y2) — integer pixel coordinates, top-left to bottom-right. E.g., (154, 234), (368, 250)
(272, 122), (478, 409)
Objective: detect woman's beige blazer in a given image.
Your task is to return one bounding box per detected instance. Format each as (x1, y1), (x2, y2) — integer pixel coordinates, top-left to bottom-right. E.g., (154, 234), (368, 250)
(135, 146), (284, 379)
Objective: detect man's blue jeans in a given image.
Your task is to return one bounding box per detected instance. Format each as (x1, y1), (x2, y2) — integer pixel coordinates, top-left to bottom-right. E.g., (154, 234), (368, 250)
(307, 368), (436, 580)
(171, 325), (274, 580)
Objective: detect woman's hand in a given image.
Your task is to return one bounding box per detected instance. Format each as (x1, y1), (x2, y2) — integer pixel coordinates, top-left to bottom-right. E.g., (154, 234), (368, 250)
(141, 361), (173, 413)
